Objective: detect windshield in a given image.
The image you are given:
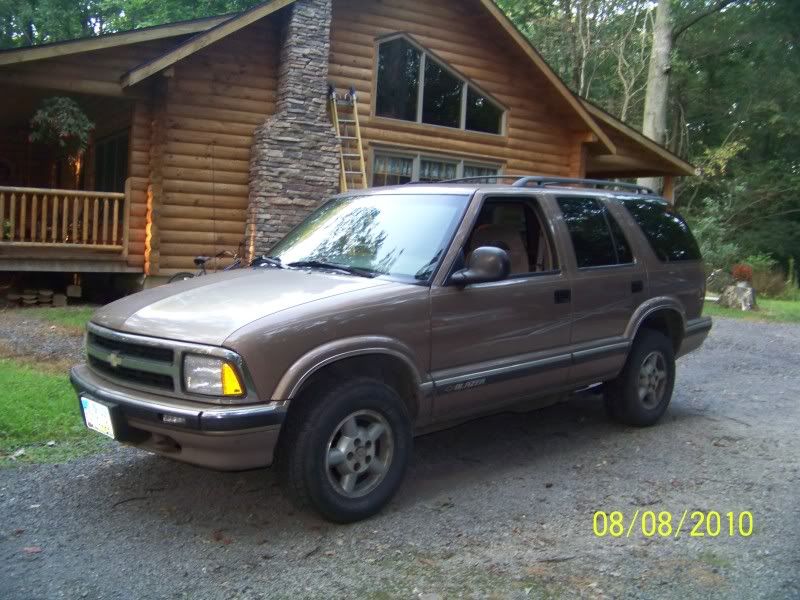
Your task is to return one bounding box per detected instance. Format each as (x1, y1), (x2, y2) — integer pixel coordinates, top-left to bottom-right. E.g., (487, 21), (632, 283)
(267, 193), (469, 283)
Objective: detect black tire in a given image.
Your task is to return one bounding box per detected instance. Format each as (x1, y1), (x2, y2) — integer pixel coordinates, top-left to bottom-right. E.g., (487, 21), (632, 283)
(168, 272), (195, 283)
(277, 377), (412, 523)
(605, 329), (675, 427)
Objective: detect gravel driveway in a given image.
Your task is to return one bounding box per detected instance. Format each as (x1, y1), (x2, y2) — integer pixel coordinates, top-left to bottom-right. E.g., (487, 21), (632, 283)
(1, 318), (799, 599)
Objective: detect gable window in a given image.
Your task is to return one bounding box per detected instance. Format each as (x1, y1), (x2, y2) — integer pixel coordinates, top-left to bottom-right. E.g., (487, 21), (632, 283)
(375, 36), (505, 135)
(372, 150), (500, 186)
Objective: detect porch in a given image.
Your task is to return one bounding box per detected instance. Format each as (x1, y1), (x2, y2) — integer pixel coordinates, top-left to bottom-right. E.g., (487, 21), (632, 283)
(0, 185), (134, 272)
(0, 87), (141, 273)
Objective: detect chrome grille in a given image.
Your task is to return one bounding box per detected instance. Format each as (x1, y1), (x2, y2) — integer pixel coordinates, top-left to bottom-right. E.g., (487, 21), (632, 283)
(84, 322), (257, 405)
(86, 323), (178, 393)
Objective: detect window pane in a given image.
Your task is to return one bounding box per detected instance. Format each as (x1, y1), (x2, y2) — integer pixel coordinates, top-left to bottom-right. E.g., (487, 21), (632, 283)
(466, 86), (503, 134)
(376, 38), (420, 122)
(557, 197), (617, 268)
(464, 165), (499, 180)
(419, 159), (457, 183)
(607, 210), (633, 263)
(372, 154), (413, 187)
(623, 200), (701, 262)
(422, 59), (462, 128)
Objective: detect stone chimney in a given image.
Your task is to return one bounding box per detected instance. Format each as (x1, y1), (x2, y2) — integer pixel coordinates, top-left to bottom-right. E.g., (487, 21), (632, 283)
(246, 0), (341, 258)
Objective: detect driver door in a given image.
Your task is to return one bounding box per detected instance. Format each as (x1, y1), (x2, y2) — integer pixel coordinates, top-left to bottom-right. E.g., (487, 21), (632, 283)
(428, 194), (573, 420)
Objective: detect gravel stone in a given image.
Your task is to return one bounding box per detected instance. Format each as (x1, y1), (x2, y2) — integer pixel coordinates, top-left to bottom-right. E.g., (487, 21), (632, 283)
(1, 318), (798, 599)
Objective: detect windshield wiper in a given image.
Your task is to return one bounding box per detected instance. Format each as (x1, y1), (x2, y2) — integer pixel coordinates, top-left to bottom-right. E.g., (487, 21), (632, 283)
(287, 260), (379, 278)
(252, 256), (284, 269)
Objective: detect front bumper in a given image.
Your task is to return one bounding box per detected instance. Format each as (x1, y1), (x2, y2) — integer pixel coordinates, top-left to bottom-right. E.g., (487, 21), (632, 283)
(70, 364), (287, 470)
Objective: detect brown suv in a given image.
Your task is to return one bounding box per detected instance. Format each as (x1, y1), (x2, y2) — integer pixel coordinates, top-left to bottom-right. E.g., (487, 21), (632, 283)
(71, 176), (711, 522)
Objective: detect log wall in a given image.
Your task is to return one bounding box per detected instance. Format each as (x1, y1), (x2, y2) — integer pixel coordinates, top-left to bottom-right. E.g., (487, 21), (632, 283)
(328, 0), (588, 179)
(155, 20), (278, 274)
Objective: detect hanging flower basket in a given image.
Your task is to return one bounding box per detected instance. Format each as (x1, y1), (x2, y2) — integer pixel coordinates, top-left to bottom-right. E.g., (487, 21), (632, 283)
(29, 97), (95, 163)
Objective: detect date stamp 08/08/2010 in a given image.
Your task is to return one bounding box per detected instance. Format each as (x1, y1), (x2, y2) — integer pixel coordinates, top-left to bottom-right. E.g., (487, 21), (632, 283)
(592, 510), (754, 539)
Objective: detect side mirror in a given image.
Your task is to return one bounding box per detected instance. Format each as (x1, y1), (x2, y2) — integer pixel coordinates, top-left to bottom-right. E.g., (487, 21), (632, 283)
(449, 246), (511, 286)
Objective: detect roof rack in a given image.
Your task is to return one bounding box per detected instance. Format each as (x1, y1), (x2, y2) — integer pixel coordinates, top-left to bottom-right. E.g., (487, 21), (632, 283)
(438, 175), (656, 195)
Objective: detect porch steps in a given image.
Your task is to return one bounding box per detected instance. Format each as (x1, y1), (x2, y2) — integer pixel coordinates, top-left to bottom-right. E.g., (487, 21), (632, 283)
(328, 85), (368, 192)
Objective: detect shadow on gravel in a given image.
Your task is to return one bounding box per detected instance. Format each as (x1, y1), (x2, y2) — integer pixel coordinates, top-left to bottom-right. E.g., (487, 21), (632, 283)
(68, 390), (707, 541)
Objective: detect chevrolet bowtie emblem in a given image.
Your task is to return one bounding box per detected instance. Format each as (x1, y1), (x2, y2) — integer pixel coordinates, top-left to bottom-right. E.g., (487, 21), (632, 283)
(108, 352), (122, 368)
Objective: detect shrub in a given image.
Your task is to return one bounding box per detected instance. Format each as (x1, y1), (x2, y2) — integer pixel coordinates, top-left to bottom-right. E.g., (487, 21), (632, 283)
(744, 253), (778, 273)
(29, 97), (94, 161)
(732, 264), (753, 283)
(751, 271), (786, 298)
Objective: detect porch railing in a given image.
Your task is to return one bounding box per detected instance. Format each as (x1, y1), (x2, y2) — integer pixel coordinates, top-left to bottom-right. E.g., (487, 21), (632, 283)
(0, 186), (129, 252)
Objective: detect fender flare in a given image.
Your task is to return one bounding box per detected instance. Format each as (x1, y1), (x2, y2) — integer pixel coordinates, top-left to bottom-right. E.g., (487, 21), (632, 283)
(272, 335), (428, 400)
(625, 297), (687, 346)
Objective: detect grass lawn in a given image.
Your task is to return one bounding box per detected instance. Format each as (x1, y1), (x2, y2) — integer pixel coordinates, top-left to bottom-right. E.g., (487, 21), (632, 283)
(0, 357), (108, 464)
(22, 306), (96, 332)
(703, 298), (800, 323)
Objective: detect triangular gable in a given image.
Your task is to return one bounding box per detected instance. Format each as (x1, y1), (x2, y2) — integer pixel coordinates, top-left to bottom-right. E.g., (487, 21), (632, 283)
(118, 0), (616, 154)
(0, 14), (231, 66)
(121, 0), (295, 88)
(581, 99), (695, 177)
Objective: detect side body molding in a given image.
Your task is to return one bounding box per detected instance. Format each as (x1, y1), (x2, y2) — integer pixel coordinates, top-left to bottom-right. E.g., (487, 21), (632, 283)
(624, 296), (687, 342)
(272, 335), (430, 401)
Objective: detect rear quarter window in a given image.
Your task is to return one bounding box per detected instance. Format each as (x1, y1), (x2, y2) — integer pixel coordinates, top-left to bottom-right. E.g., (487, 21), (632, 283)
(623, 200), (701, 262)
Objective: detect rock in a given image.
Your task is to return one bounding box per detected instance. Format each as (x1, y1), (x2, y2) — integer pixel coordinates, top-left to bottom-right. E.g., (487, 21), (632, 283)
(718, 283), (757, 311)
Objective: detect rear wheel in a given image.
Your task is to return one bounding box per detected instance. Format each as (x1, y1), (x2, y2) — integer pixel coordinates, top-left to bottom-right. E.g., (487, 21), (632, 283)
(605, 330), (675, 427)
(277, 378), (412, 523)
(168, 272), (195, 283)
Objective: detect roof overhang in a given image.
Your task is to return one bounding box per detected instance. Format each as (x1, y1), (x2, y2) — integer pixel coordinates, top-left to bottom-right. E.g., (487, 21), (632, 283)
(121, 0), (295, 88)
(0, 14), (232, 66)
(581, 99), (696, 177)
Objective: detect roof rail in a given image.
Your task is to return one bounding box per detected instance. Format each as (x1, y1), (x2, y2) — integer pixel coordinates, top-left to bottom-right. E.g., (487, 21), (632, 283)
(438, 175), (656, 195)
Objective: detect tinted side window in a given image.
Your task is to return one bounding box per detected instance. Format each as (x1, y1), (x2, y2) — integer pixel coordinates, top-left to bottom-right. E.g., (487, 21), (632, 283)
(606, 210), (633, 264)
(623, 200), (701, 262)
(557, 197), (620, 268)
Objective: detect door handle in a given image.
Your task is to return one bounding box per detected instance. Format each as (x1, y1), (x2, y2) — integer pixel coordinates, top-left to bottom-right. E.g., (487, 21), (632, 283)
(554, 289), (571, 304)
(631, 280), (644, 294)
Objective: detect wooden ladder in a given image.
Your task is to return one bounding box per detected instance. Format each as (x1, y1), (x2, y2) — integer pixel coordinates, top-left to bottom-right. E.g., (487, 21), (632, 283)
(329, 85), (368, 192)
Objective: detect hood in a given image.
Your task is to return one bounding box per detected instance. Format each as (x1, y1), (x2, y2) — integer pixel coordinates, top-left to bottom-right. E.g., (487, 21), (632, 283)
(91, 268), (395, 345)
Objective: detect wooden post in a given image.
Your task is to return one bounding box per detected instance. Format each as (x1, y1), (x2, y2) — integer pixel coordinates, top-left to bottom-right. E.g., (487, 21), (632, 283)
(662, 175), (675, 204)
(123, 178), (131, 257)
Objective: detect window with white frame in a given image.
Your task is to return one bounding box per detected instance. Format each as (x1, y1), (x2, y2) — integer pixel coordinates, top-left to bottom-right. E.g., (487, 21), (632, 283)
(372, 150), (501, 186)
(376, 36), (506, 135)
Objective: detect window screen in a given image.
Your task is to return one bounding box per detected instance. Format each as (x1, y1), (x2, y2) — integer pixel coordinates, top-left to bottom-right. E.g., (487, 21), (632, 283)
(376, 38), (420, 122)
(558, 197), (632, 268)
(419, 159), (457, 183)
(623, 200), (701, 262)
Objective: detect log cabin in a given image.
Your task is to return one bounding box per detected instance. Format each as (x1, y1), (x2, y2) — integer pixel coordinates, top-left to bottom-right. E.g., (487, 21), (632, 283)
(0, 0), (694, 282)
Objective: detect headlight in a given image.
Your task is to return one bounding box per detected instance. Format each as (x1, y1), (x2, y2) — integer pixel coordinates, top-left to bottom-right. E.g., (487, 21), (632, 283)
(183, 355), (244, 396)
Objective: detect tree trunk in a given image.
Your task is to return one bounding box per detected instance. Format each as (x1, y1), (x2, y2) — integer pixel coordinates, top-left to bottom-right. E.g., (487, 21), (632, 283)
(638, 0), (672, 193)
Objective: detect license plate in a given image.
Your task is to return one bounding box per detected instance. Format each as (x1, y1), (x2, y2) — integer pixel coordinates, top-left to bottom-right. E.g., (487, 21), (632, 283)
(80, 397), (116, 439)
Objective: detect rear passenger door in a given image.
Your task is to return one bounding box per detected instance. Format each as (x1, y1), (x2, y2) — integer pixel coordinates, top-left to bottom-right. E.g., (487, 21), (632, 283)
(555, 196), (646, 384)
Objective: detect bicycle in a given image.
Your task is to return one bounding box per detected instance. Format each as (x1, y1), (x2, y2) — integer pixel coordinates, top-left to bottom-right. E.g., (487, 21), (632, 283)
(168, 246), (244, 283)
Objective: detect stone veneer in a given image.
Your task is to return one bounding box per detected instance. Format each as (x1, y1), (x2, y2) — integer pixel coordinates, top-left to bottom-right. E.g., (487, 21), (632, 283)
(246, 0), (340, 258)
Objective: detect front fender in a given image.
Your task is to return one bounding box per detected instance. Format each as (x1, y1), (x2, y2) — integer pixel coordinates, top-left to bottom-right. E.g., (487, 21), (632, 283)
(272, 335), (428, 400)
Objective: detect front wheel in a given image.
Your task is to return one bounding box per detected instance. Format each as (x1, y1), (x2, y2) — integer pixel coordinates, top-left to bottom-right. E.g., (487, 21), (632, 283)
(277, 378), (412, 523)
(604, 330), (675, 427)
(168, 272), (195, 283)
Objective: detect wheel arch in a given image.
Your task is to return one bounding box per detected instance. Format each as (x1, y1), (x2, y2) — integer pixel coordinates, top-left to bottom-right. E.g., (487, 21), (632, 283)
(273, 337), (429, 421)
(626, 299), (687, 355)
